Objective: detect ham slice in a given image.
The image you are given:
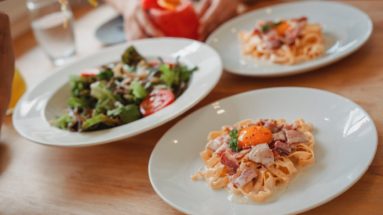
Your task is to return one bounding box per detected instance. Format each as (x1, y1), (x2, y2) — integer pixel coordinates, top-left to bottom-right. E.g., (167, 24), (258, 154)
(233, 168), (258, 188)
(207, 135), (229, 151)
(248, 143), (274, 166)
(272, 130), (286, 141)
(285, 130), (307, 144)
(263, 31), (282, 49)
(274, 140), (292, 155)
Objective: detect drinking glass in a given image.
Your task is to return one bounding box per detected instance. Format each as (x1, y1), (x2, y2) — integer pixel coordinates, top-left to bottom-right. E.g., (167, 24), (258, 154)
(27, 0), (76, 66)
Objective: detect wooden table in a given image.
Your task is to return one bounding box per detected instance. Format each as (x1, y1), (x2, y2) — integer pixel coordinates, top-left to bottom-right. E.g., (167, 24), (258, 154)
(1, 1), (382, 214)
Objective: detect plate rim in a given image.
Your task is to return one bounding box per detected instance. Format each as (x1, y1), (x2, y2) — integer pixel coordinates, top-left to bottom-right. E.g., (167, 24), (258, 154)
(206, 1), (373, 77)
(148, 86), (378, 214)
(12, 37), (223, 147)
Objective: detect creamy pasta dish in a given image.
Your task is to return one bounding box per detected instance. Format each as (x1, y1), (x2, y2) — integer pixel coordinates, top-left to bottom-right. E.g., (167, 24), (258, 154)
(239, 17), (324, 65)
(192, 119), (315, 203)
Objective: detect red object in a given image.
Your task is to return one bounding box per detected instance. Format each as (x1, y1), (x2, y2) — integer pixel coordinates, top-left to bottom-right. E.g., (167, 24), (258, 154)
(141, 0), (163, 10)
(142, 0), (199, 39)
(140, 89), (175, 116)
(80, 73), (96, 77)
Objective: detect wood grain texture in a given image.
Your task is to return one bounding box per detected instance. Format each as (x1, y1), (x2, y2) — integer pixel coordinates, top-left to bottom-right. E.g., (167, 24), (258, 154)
(2, 1), (383, 214)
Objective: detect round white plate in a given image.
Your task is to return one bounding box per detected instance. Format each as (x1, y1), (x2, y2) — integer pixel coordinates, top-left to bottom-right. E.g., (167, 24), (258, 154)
(13, 38), (222, 147)
(206, 1), (373, 77)
(149, 87), (377, 214)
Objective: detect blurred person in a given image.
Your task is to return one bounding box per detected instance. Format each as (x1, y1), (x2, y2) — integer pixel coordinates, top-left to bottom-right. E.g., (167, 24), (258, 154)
(0, 11), (14, 130)
(105, 0), (241, 40)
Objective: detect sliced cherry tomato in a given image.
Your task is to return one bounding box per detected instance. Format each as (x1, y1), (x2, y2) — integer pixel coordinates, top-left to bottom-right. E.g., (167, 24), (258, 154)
(80, 68), (99, 77)
(80, 73), (96, 77)
(238, 126), (272, 149)
(140, 89), (175, 116)
(141, 0), (163, 10)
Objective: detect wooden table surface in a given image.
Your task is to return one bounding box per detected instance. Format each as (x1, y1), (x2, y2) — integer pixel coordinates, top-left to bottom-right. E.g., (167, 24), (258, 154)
(1, 0), (383, 214)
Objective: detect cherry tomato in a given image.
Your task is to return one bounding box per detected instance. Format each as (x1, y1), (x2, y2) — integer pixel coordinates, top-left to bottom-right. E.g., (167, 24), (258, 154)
(238, 126), (272, 149)
(80, 68), (99, 77)
(80, 73), (96, 77)
(140, 89), (175, 116)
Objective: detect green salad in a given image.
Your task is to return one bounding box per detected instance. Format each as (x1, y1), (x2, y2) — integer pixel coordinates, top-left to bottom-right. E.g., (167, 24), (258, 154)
(54, 46), (197, 132)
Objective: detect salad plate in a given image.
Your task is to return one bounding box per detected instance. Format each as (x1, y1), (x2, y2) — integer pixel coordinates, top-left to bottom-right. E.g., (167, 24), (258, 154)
(206, 1), (373, 77)
(149, 87), (377, 214)
(13, 38), (222, 146)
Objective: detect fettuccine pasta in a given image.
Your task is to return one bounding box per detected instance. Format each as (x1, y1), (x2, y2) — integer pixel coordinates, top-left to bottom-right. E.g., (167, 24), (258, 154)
(239, 17), (324, 65)
(192, 119), (315, 203)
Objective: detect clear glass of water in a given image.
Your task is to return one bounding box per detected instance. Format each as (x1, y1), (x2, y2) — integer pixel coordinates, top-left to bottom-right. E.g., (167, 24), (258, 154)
(27, 0), (76, 66)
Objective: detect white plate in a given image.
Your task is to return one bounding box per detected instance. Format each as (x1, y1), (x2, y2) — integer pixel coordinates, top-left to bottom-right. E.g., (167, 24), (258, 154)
(13, 38), (222, 147)
(149, 87), (377, 214)
(206, 1), (373, 77)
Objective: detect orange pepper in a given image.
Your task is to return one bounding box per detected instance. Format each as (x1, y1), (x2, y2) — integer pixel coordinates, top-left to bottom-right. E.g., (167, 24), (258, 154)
(238, 126), (272, 149)
(276, 21), (290, 36)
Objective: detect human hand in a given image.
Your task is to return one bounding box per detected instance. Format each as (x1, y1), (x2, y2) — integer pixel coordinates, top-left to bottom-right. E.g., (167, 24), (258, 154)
(106, 0), (164, 40)
(197, 0), (240, 40)
(0, 12), (15, 128)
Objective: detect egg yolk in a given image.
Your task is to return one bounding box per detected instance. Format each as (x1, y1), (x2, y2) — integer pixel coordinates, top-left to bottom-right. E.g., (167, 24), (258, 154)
(238, 126), (272, 149)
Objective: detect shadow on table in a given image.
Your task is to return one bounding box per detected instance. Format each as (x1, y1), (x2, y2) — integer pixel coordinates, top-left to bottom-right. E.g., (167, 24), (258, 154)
(35, 123), (171, 200)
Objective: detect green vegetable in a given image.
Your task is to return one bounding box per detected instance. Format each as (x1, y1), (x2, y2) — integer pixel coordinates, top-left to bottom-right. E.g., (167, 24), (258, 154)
(68, 96), (89, 109)
(159, 64), (175, 87)
(121, 46), (144, 67)
(131, 80), (147, 99)
(91, 81), (117, 112)
(54, 114), (74, 129)
(90, 81), (115, 101)
(261, 21), (281, 33)
(261, 24), (272, 33)
(70, 75), (92, 97)
(229, 128), (240, 152)
(97, 69), (114, 80)
(82, 114), (117, 130)
(107, 104), (140, 123)
(158, 60), (197, 88)
(177, 64), (197, 83)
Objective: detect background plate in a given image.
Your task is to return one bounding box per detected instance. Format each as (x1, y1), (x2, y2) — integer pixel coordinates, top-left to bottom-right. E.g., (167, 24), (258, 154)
(207, 1), (372, 77)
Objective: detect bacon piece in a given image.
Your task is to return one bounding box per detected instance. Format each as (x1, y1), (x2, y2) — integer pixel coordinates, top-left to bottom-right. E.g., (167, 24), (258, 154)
(274, 140), (292, 156)
(286, 28), (301, 43)
(233, 168), (258, 188)
(296, 16), (308, 22)
(220, 151), (239, 173)
(215, 143), (228, 156)
(285, 130), (307, 144)
(272, 130), (286, 141)
(263, 31), (282, 49)
(248, 143), (274, 166)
